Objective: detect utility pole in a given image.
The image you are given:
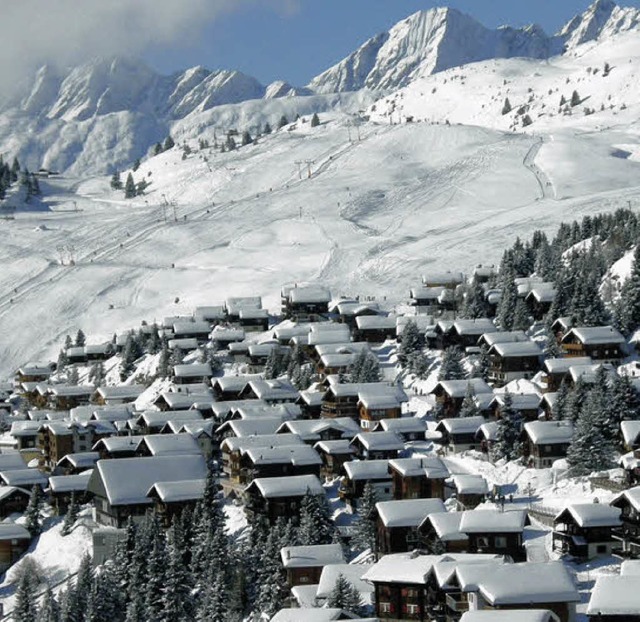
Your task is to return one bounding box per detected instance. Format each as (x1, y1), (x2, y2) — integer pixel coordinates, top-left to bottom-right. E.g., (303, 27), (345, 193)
(294, 161), (304, 180)
(304, 160), (314, 179)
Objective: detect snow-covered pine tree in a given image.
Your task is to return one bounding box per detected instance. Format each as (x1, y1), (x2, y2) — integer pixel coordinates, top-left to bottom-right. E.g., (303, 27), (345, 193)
(241, 131), (252, 146)
(278, 115), (289, 129)
(566, 377), (588, 423)
(25, 485), (45, 537)
(553, 380), (571, 421)
(352, 482), (377, 553)
(196, 571), (229, 622)
(37, 585), (61, 622)
(143, 516), (168, 620)
(611, 373), (640, 424)
(124, 173), (136, 199)
(110, 171), (122, 190)
(156, 340), (171, 378)
(459, 383), (481, 418)
(438, 347), (466, 381)
(567, 401), (615, 476)
(472, 344), (491, 382)
(496, 261), (518, 331)
(327, 574), (364, 615)
(254, 529), (287, 618)
(501, 98), (512, 115)
(543, 330), (563, 358)
(57, 348), (68, 371)
(86, 562), (125, 622)
(617, 245), (640, 335)
(348, 350), (381, 383)
(297, 490), (334, 546)
(398, 320), (424, 366)
(164, 136), (175, 151)
(512, 299), (531, 331)
(75, 329), (86, 347)
(461, 281), (489, 319)
(13, 567), (39, 622)
(311, 113), (320, 127)
(491, 390), (523, 462)
(61, 493), (80, 536)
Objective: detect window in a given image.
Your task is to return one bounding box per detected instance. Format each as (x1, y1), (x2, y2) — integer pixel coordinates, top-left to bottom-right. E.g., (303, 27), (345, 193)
(477, 536), (489, 549)
(597, 544), (607, 554)
(379, 602), (392, 613)
(494, 536), (507, 549)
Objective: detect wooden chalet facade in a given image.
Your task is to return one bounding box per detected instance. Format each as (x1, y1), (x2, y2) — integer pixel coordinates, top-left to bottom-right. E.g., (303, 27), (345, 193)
(431, 379), (492, 419)
(0, 486), (30, 518)
(524, 421), (573, 469)
(488, 341), (542, 386)
(459, 509), (528, 561)
(314, 440), (356, 479)
(147, 479), (205, 527)
(610, 488), (640, 559)
(281, 285), (331, 321)
(280, 543), (345, 587)
(561, 326), (626, 364)
(339, 459), (393, 509)
(389, 457), (449, 501)
(0, 524), (31, 573)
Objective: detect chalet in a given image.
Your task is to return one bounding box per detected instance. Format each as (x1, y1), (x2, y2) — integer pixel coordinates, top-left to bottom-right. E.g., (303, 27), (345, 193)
(172, 320), (211, 342)
(561, 326), (626, 364)
(354, 315), (397, 343)
(270, 609), (358, 621)
(587, 575), (640, 621)
(622, 421), (640, 452)
(91, 385), (144, 406)
(461, 613), (560, 622)
(282, 285), (332, 321)
(92, 435), (144, 460)
(314, 440), (356, 479)
(373, 418), (427, 442)
(66, 346), (87, 365)
(243, 474), (325, 523)
(376, 498), (446, 555)
(396, 315), (434, 341)
(87, 455), (207, 527)
(419, 511), (468, 553)
(550, 317), (577, 344)
(0, 524), (31, 572)
(525, 285), (557, 320)
(15, 363), (54, 384)
(277, 418), (360, 444)
(48, 470), (92, 514)
(84, 343), (113, 362)
(315, 562), (375, 608)
(238, 307), (269, 332)
(0, 468), (48, 490)
(238, 444), (322, 484)
(459, 509), (527, 561)
(0, 486), (30, 518)
(542, 357), (593, 393)
(280, 543), (345, 587)
(231, 401), (300, 421)
(193, 305), (225, 325)
(350, 431), (404, 460)
(523, 421), (573, 469)
(321, 381), (406, 420)
(431, 379), (493, 419)
(47, 385), (94, 410)
(224, 296), (263, 322)
(9, 421), (41, 451)
(212, 375), (260, 401)
(163, 421), (215, 458)
(409, 285), (446, 312)
(476, 422), (498, 456)
(211, 326), (246, 349)
(136, 410), (204, 434)
(296, 390), (324, 419)
(173, 363), (213, 386)
(449, 319), (498, 349)
(146, 478), (205, 527)
(90, 406), (134, 423)
(553, 503), (622, 560)
(273, 324), (311, 345)
(610, 487), (640, 558)
(308, 324), (352, 350)
(38, 422), (113, 472)
(246, 343), (278, 371)
(457, 562), (579, 622)
(217, 418), (285, 441)
(317, 352), (356, 377)
(55, 451), (100, 475)
(358, 391), (403, 430)
(488, 341), (542, 386)
(435, 416), (485, 453)
(333, 300), (380, 329)
(491, 393), (541, 422)
(227, 341), (250, 363)
(136, 434), (203, 458)
(0, 453), (27, 472)
(423, 271), (464, 289)
(427, 320), (454, 349)
(339, 459), (392, 509)
(388, 457), (449, 501)
(446, 474), (489, 510)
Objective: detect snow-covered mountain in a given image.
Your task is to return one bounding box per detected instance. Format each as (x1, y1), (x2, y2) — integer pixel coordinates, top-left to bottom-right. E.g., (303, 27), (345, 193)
(2, 0), (640, 176)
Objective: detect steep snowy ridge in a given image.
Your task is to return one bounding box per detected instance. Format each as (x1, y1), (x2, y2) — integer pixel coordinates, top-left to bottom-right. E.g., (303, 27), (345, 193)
(560, 0), (640, 50)
(309, 8), (562, 93)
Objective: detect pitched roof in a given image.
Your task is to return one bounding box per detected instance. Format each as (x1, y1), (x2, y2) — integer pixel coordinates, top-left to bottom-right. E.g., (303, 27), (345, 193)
(48, 470), (93, 493)
(280, 543), (345, 568)
(555, 503), (621, 528)
(351, 431), (404, 451)
(460, 612), (556, 622)
(459, 509), (527, 533)
(489, 341), (542, 358)
(524, 421), (574, 445)
(362, 553), (443, 584)
(246, 474), (325, 498)
(543, 357), (592, 374)
(388, 456), (448, 479)
(421, 511), (467, 542)
(147, 479), (205, 503)
(562, 325), (625, 345)
(436, 416), (485, 435)
(433, 378), (493, 398)
(139, 434), (203, 457)
(342, 459), (391, 481)
(448, 474), (489, 495)
(587, 575), (640, 616)
(376, 498), (446, 528)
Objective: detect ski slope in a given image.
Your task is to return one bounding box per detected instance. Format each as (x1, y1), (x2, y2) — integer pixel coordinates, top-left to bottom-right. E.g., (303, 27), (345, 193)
(1, 107), (640, 377)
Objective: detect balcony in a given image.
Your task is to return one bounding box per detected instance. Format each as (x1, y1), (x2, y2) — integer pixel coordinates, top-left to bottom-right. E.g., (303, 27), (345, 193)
(445, 592), (469, 613)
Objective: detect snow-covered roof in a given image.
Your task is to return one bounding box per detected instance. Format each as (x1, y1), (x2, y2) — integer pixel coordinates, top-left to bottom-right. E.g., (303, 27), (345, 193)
(239, 307), (269, 320)
(431, 555), (505, 588)
(351, 431), (404, 451)
(388, 456), (448, 479)
(342, 459), (391, 481)
(173, 363), (213, 378)
(211, 326), (245, 341)
(222, 433), (304, 454)
(422, 512), (467, 542)
(0, 468), (48, 487)
(358, 390), (401, 410)
(139, 434), (203, 457)
(48, 470), (92, 493)
(320, 352), (356, 368)
(396, 315), (434, 334)
(95, 385), (145, 400)
(362, 553), (442, 584)
(0, 523), (31, 541)
(460, 561), (579, 604)
(433, 378), (493, 398)
(621, 559), (640, 576)
(568, 363), (614, 384)
(621, 420), (640, 446)
(489, 341), (542, 358)
(280, 543), (345, 568)
(334, 300), (380, 316)
(460, 612), (556, 622)
(459, 509), (527, 533)
(491, 393), (540, 410)
(587, 575), (640, 616)
(0, 486), (30, 502)
(526, 285), (557, 303)
(313, 439), (355, 455)
(49, 385), (94, 397)
(246, 474), (324, 498)
(218, 417), (284, 438)
(448, 474), (489, 495)
(376, 498), (446, 528)
(478, 330), (529, 347)
(524, 420), (574, 445)
(273, 324), (312, 341)
(555, 503), (621, 528)
(147, 478), (205, 503)
(139, 410), (204, 427)
(270, 609), (356, 622)
(562, 325), (625, 345)
(56, 451), (100, 469)
(168, 338), (199, 350)
(288, 286), (332, 304)
(92, 455), (207, 506)
(544, 356), (595, 374)
(278, 418), (359, 441)
(17, 363), (53, 376)
(355, 315), (396, 330)
(410, 285), (445, 300)
(315, 342), (370, 357)
(422, 271), (464, 286)
(0, 453), (26, 471)
(452, 319), (497, 336)
(612, 486), (640, 512)
(244, 445), (322, 467)
(245, 378), (299, 401)
(436, 416), (485, 435)
(375, 418), (427, 435)
(308, 324), (351, 346)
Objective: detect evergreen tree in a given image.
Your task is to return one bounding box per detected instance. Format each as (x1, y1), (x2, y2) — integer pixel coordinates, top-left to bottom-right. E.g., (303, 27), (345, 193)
(87, 562), (125, 622)
(512, 299), (531, 331)
(164, 136), (175, 151)
(352, 482), (377, 553)
(567, 377), (588, 423)
(157, 340), (171, 378)
(88, 362), (105, 387)
(461, 281), (488, 319)
(120, 333), (140, 381)
(75, 329), (86, 347)
(225, 135), (236, 151)
(37, 586), (61, 622)
(154, 143), (163, 156)
(25, 485), (45, 537)
(57, 349), (68, 371)
(64, 334), (73, 350)
(544, 330), (563, 358)
(501, 97), (512, 115)
(438, 347), (466, 381)
(297, 490), (334, 546)
(571, 90), (581, 107)
(196, 571), (228, 622)
(311, 113), (320, 127)
(278, 115), (289, 129)
(611, 373), (640, 424)
(61, 493), (80, 536)
(534, 238), (557, 281)
(496, 261), (518, 331)
(553, 380), (571, 421)
(398, 320), (424, 366)
(327, 574), (364, 616)
(491, 390), (523, 462)
(459, 383), (481, 418)
(13, 567), (39, 622)
(132, 158), (141, 173)
(472, 344), (491, 382)
(617, 245), (640, 335)
(67, 367), (79, 386)
(124, 173), (136, 199)
(347, 349), (381, 383)
(110, 171), (122, 190)
(241, 131), (252, 146)
(263, 122), (272, 135)
(567, 402), (615, 476)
